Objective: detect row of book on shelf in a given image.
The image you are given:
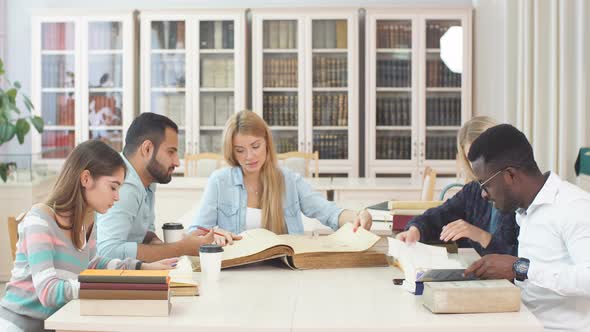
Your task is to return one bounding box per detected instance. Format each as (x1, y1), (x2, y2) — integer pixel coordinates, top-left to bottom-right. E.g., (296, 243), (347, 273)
(88, 22), (122, 50)
(153, 94), (184, 126)
(43, 94), (75, 126)
(313, 93), (348, 126)
(426, 108), (461, 127)
(313, 133), (348, 160)
(426, 22), (460, 49)
(200, 21), (234, 49)
(274, 136), (298, 153)
(263, 21), (297, 49)
(199, 133), (223, 153)
(201, 56), (235, 88)
(375, 135), (412, 160)
(42, 131), (75, 159)
(312, 55), (348, 88)
(376, 96), (411, 126)
(376, 59), (411, 88)
(151, 21), (186, 50)
(263, 56), (298, 88)
(263, 94), (298, 126)
(312, 20), (348, 49)
(152, 55), (186, 88)
(425, 135), (457, 160)
(200, 94), (235, 126)
(42, 57), (75, 88)
(42, 22), (74, 50)
(376, 22), (411, 49)
(426, 59), (461, 87)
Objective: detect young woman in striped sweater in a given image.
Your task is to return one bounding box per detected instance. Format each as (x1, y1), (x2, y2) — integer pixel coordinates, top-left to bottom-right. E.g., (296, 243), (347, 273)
(0, 140), (177, 332)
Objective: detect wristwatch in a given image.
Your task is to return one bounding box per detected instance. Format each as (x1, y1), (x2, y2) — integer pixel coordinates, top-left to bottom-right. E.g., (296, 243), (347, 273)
(513, 257), (530, 281)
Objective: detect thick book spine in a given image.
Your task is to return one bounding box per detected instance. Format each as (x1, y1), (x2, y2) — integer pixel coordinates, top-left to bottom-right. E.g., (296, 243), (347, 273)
(80, 282), (169, 291)
(80, 289), (169, 300)
(78, 275), (168, 284)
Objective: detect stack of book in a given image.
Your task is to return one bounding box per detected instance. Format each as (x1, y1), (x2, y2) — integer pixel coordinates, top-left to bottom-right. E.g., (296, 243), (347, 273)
(78, 270), (171, 317)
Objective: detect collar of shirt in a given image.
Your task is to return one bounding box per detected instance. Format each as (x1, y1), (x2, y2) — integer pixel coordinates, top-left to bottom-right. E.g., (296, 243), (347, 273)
(121, 153), (157, 193)
(230, 166), (246, 189)
(517, 171), (558, 218)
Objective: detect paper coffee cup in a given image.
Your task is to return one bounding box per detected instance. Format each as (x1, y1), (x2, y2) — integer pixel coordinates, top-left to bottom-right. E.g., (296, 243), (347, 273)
(199, 244), (224, 282)
(162, 222), (184, 243)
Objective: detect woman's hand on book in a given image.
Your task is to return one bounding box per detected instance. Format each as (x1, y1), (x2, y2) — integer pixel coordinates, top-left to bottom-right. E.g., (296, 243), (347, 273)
(141, 257), (179, 270)
(396, 226), (421, 243)
(212, 228), (242, 247)
(440, 219), (492, 247)
(352, 209), (372, 232)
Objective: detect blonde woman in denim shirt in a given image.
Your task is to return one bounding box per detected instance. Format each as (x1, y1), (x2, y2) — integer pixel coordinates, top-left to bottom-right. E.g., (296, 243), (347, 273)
(189, 110), (372, 245)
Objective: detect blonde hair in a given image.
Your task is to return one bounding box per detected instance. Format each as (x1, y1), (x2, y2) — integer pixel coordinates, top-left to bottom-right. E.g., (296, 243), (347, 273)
(457, 116), (498, 181)
(45, 140), (126, 249)
(222, 110), (287, 234)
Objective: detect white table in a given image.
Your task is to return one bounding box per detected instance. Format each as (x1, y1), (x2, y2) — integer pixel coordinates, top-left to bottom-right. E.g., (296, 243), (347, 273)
(45, 250), (543, 332)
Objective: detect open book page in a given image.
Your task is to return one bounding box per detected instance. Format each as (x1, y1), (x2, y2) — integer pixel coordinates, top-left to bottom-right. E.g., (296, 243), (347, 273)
(280, 223), (381, 254)
(387, 237), (464, 284)
(221, 228), (288, 261)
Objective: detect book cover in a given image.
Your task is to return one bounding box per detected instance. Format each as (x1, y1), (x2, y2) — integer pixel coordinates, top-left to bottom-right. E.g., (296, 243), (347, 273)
(80, 282), (168, 291)
(79, 289), (169, 300)
(79, 299), (170, 317)
(78, 270), (169, 284)
(422, 279), (521, 314)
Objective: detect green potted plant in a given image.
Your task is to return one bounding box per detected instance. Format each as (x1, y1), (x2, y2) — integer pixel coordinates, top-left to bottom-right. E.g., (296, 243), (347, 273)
(0, 57), (44, 182)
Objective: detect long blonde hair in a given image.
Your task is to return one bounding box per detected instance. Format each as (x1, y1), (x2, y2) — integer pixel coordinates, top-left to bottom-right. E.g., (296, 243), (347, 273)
(457, 116), (498, 181)
(222, 110), (287, 234)
(45, 140), (126, 249)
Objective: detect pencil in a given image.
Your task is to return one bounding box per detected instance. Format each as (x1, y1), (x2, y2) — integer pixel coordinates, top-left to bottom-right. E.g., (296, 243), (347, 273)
(196, 226), (226, 237)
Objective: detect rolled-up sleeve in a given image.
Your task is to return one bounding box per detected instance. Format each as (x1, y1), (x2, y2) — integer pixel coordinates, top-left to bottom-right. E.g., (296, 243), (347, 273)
(97, 182), (141, 259)
(294, 173), (342, 230)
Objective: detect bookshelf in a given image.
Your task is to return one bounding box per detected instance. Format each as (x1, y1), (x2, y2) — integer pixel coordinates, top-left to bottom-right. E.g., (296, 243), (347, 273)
(31, 12), (135, 167)
(365, 9), (472, 180)
(140, 10), (245, 165)
(252, 9), (359, 177)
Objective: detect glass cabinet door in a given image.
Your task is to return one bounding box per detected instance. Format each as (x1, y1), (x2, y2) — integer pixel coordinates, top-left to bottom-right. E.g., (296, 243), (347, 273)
(261, 19), (299, 154)
(424, 19), (462, 161)
(374, 20), (413, 162)
(311, 19), (349, 160)
(149, 20), (187, 157)
(198, 20), (235, 154)
(87, 21), (124, 152)
(40, 22), (76, 159)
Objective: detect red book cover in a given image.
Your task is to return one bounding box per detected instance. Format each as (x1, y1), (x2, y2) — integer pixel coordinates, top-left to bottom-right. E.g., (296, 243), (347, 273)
(392, 214), (415, 232)
(80, 282), (169, 291)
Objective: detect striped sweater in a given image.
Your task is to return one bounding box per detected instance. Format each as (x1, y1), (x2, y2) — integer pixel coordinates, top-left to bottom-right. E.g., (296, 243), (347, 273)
(0, 206), (138, 320)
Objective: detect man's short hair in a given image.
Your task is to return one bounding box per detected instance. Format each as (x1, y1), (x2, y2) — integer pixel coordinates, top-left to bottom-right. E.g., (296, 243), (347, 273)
(123, 113), (178, 157)
(467, 124), (540, 174)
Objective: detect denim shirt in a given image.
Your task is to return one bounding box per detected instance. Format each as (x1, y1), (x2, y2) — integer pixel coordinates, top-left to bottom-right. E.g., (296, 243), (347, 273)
(406, 181), (519, 256)
(189, 167), (343, 234)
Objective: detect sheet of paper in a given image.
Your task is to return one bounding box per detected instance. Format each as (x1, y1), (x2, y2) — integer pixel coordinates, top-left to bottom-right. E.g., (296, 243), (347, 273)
(170, 256), (198, 286)
(281, 223), (380, 254)
(221, 228), (287, 261)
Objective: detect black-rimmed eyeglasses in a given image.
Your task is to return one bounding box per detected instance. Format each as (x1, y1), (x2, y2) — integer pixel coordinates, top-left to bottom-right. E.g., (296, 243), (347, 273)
(478, 168), (507, 194)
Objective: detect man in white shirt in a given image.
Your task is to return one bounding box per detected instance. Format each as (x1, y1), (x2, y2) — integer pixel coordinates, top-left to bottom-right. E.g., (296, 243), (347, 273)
(463, 124), (590, 332)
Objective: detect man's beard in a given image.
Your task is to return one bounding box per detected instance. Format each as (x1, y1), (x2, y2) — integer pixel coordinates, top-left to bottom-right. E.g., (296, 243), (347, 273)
(147, 154), (173, 184)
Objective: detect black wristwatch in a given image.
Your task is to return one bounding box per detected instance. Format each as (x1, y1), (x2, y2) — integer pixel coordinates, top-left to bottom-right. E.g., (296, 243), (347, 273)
(135, 260), (144, 270)
(513, 257), (530, 281)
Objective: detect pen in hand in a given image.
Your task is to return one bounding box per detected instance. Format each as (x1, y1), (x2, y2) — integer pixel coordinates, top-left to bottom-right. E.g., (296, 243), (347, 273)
(195, 226), (225, 237)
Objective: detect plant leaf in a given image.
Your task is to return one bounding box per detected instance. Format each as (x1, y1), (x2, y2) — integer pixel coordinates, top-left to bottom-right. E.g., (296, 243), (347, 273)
(31, 116), (44, 133)
(0, 58), (4, 76)
(14, 81), (21, 89)
(23, 94), (35, 111)
(0, 163), (7, 182)
(6, 88), (17, 103)
(15, 118), (30, 144)
(1, 122), (16, 143)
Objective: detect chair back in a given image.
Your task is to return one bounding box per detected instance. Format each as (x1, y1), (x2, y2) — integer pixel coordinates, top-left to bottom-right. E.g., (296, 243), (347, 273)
(277, 151), (319, 178)
(8, 212), (26, 262)
(184, 153), (225, 177)
(420, 166), (437, 201)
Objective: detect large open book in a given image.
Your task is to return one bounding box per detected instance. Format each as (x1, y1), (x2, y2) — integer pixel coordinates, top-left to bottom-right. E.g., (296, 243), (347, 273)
(189, 223), (387, 270)
(387, 238), (474, 294)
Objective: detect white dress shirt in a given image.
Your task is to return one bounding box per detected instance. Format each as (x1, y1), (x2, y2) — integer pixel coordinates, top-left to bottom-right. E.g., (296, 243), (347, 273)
(515, 172), (590, 332)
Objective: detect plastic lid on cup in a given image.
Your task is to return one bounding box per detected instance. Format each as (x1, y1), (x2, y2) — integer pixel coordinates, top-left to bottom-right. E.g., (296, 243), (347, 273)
(162, 222), (184, 230)
(199, 244), (224, 253)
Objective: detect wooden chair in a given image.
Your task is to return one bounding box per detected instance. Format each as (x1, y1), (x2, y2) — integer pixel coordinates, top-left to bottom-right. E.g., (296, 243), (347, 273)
(8, 212), (26, 262)
(420, 166), (437, 201)
(277, 151), (319, 178)
(184, 153), (225, 177)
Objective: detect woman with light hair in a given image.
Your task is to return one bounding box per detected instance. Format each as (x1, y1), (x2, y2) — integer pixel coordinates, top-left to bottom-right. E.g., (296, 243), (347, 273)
(189, 110), (372, 244)
(397, 116), (518, 256)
